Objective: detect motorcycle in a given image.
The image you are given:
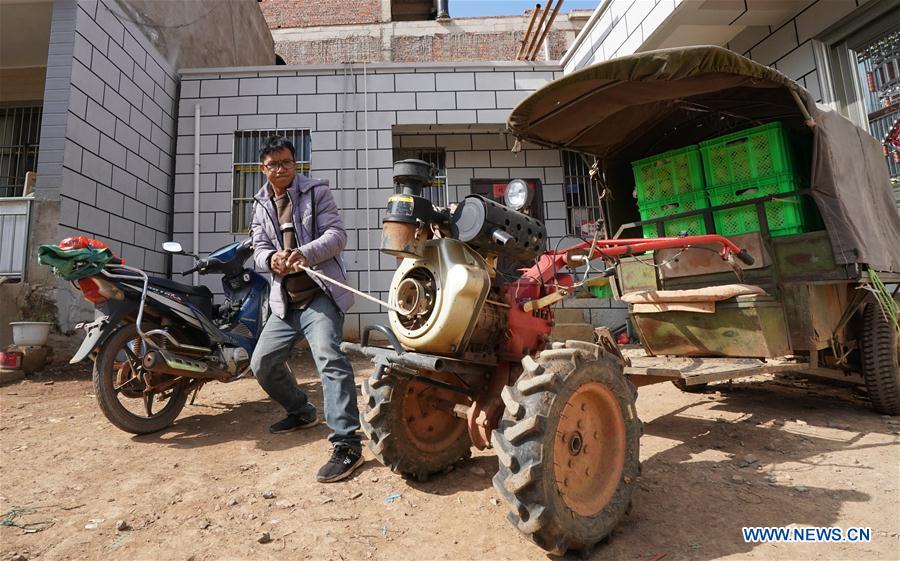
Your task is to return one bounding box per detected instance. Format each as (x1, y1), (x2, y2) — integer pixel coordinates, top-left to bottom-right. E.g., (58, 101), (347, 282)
(45, 237), (268, 434)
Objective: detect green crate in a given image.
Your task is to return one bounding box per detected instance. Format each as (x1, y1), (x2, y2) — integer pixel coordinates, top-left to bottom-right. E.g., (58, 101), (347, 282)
(632, 146), (705, 203)
(639, 192), (709, 238)
(707, 173), (813, 237)
(699, 122), (796, 188)
(589, 283), (613, 299)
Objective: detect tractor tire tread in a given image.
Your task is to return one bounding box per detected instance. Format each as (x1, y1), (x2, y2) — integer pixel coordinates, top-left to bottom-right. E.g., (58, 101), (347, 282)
(361, 372), (471, 478)
(861, 301), (900, 415)
(492, 342), (641, 554)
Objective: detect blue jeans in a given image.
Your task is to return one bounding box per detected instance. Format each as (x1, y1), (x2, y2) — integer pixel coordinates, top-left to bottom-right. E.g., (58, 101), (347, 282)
(250, 292), (361, 449)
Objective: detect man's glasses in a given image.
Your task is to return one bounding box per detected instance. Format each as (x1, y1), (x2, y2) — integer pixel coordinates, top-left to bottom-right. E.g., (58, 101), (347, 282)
(262, 159), (295, 171)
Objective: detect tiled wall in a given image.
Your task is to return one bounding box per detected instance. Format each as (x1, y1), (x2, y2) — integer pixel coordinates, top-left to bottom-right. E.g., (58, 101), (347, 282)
(37, 0), (178, 274)
(564, 0), (680, 73)
(565, 0), (868, 101)
(176, 62), (626, 337)
(724, 1), (867, 103)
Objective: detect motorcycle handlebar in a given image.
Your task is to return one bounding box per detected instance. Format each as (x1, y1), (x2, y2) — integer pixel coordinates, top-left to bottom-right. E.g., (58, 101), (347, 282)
(181, 259), (207, 276)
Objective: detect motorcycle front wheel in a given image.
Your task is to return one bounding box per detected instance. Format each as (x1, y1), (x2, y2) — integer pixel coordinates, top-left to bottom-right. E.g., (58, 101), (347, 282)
(93, 323), (190, 434)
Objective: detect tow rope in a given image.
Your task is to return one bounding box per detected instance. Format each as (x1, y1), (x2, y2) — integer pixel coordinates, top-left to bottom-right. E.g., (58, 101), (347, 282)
(296, 264), (406, 315)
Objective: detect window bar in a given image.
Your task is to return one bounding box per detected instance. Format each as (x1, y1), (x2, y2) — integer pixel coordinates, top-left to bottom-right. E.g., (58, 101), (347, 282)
(13, 108), (24, 191)
(1, 107), (8, 195)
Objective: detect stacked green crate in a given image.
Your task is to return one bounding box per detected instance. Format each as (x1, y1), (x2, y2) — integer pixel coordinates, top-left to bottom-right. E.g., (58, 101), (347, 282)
(638, 192), (710, 238)
(706, 174), (808, 237)
(632, 146), (707, 238)
(589, 283), (613, 299)
(699, 122), (818, 237)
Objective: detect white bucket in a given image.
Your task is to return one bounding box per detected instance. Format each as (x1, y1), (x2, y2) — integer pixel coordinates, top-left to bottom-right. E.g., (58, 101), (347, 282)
(9, 322), (52, 346)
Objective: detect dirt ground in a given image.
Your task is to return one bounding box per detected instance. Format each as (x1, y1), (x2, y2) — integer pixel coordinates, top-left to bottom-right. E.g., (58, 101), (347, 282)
(1, 348), (899, 561)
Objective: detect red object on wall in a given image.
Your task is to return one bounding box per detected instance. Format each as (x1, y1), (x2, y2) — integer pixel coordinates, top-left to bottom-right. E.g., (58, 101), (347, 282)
(0, 351), (23, 369)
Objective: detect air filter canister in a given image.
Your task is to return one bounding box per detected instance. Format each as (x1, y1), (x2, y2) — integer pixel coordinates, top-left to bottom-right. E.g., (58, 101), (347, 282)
(451, 195), (545, 261)
(381, 194), (432, 258)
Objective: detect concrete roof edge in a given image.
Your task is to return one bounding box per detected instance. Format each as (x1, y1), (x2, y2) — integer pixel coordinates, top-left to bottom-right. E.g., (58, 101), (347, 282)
(180, 61), (563, 77)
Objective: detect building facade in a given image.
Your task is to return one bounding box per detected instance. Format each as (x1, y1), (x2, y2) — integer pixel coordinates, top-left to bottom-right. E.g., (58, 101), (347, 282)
(172, 62), (627, 338)
(260, 0), (593, 64)
(3, 0), (897, 343)
(0, 0), (274, 340)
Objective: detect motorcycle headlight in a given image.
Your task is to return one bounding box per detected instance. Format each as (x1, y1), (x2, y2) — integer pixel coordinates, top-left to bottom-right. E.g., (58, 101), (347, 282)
(504, 179), (530, 211)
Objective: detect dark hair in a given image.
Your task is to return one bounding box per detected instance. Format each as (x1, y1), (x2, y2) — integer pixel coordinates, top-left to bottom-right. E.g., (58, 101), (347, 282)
(259, 136), (296, 161)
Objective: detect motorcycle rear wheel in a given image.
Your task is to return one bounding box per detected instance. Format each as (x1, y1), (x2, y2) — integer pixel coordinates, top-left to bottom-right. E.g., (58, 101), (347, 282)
(93, 323), (190, 434)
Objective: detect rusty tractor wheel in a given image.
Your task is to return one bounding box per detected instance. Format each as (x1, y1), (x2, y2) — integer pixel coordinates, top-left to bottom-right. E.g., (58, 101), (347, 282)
(492, 341), (641, 555)
(861, 299), (900, 415)
(361, 371), (472, 480)
(671, 378), (709, 393)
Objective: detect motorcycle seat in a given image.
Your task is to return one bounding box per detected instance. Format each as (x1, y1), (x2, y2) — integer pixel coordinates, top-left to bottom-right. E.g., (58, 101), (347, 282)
(148, 276), (214, 299)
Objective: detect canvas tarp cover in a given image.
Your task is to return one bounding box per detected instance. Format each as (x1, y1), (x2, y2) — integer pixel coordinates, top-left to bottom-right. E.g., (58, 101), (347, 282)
(508, 46), (900, 272)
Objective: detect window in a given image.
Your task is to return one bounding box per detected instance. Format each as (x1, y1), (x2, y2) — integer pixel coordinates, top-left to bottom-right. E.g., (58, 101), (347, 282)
(857, 29), (900, 180)
(0, 105), (42, 198)
(814, 0), (899, 181)
(392, 148), (447, 207)
(232, 129), (311, 234)
(562, 150), (603, 238)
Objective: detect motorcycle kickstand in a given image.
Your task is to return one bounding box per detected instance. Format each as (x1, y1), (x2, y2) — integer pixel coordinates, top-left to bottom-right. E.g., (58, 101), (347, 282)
(190, 382), (206, 406)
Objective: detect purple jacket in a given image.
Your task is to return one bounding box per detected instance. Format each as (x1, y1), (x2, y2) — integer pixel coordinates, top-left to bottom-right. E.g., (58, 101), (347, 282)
(250, 174), (354, 318)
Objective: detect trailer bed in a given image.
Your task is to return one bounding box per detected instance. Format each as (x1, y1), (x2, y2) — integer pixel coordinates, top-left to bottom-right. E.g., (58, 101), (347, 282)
(624, 356), (809, 387)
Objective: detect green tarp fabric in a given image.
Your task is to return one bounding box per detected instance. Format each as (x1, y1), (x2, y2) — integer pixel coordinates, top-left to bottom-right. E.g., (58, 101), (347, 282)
(37, 244), (114, 281)
(507, 45), (900, 273)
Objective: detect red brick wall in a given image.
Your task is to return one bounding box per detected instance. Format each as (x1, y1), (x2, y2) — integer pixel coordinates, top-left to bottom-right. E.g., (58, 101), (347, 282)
(261, 0), (384, 29)
(278, 36), (384, 64)
(276, 30), (570, 64)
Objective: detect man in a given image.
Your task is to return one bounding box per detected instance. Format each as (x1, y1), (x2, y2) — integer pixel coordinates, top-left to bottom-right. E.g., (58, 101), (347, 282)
(249, 136), (363, 483)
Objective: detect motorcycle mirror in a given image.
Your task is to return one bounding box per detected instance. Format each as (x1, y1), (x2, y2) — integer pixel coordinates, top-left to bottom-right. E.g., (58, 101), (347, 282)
(162, 241), (184, 254)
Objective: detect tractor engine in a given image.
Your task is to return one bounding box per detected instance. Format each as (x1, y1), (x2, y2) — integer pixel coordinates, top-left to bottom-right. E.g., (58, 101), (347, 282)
(380, 160), (547, 358)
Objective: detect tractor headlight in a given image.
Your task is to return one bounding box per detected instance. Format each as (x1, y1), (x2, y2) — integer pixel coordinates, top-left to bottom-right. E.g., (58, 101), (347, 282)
(504, 179), (530, 211)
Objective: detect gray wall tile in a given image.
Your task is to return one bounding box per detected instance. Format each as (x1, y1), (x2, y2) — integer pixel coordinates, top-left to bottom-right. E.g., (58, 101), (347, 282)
(239, 77), (277, 96)
(78, 202), (110, 236)
(456, 91), (496, 110)
(220, 96), (258, 115)
(278, 76), (317, 94)
(258, 95), (297, 113)
(201, 79), (239, 98)
(297, 94), (337, 113)
(396, 73), (435, 92)
(475, 72), (514, 91)
(377, 92), (415, 110)
(436, 72), (474, 91)
(416, 91), (456, 110)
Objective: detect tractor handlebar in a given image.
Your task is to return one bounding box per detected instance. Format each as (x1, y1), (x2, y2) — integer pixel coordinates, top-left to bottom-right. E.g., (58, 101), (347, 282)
(522, 234), (752, 286)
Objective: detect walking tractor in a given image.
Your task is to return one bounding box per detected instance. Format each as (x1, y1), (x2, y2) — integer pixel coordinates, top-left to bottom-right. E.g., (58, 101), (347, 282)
(345, 46), (900, 555)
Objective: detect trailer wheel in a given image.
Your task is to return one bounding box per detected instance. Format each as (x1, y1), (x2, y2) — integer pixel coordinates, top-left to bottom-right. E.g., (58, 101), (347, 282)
(361, 371), (471, 480)
(671, 378), (709, 393)
(861, 300), (900, 415)
(492, 341), (641, 555)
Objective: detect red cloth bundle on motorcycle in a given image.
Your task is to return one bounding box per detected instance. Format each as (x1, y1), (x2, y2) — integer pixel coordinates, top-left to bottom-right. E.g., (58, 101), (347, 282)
(37, 237), (123, 281)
